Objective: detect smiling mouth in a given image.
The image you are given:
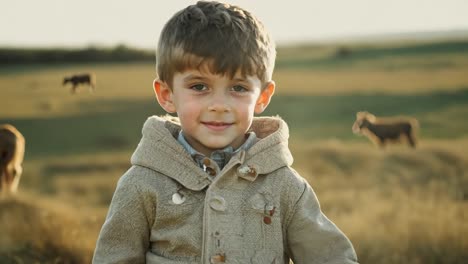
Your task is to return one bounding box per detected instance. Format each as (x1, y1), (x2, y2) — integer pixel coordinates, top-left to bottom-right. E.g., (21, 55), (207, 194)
(202, 121), (233, 131)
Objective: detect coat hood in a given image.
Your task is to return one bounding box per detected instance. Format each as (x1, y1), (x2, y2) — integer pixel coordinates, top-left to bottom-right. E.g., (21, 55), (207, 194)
(131, 115), (293, 190)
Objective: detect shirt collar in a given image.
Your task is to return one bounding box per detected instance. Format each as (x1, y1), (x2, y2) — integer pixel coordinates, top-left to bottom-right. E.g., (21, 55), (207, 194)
(177, 131), (258, 170)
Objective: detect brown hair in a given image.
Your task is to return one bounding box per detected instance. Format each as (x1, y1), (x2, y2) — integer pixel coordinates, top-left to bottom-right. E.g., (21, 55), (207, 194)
(156, 1), (276, 87)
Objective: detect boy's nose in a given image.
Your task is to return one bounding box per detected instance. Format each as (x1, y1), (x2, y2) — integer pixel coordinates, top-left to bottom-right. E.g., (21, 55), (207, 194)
(208, 102), (231, 112)
(208, 93), (231, 112)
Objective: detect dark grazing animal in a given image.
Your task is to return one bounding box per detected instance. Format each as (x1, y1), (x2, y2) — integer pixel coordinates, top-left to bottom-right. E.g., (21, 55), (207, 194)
(63, 73), (96, 94)
(352, 111), (419, 148)
(0, 124), (25, 195)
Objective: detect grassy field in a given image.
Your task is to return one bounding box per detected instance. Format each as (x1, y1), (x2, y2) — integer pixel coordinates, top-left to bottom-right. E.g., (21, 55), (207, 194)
(1, 40), (468, 263)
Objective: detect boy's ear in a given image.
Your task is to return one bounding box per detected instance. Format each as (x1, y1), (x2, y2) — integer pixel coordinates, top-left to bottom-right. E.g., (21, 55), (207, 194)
(153, 79), (176, 113)
(254, 81), (275, 114)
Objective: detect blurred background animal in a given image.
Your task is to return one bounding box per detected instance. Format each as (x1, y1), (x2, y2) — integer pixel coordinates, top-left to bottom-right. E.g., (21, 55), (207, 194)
(0, 124), (25, 195)
(63, 73), (96, 94)
(352, 111), (419, 148)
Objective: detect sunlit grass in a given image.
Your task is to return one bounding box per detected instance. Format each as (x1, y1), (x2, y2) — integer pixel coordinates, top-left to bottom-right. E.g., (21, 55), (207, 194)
(291, 139), (468, 264)
(1, 40), (468, 263)
(0, 194), (101, 263)
(2, 139), (467, 263)
(274, 66), (468, 95)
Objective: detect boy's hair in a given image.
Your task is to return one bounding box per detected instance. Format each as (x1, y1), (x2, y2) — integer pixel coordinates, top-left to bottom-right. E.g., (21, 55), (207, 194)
(156, 1), (276, 87)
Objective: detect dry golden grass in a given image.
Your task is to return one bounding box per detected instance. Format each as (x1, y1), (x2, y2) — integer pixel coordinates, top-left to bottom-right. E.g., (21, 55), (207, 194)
(0, 153), (128, 263)
(1, 41), (468, 262)
(291, 139), (468, 264)
(274, 66), (468, 95)
(0, 139), (466, 263)
(1, 63), (155, 118)
(0, 194), (101, 264)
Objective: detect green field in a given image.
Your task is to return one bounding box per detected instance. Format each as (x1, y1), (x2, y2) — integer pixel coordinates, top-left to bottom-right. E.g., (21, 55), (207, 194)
(1, 40), (468, 263)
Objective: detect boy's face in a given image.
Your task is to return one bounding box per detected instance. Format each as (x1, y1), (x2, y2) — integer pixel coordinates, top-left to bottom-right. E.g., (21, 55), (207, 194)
(154, 65), (275, 156)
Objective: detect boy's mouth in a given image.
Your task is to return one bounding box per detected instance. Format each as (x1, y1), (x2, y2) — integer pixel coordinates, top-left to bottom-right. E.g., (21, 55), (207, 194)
(202, 121), (233, 131)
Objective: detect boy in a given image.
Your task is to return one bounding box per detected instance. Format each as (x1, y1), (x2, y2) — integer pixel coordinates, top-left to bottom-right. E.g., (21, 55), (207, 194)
(93, 1), (358, 263)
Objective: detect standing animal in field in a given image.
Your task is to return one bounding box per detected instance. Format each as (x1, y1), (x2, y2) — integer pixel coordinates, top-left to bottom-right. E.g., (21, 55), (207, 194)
(63, 73), (96, 94)
(352, 111), (419, 148)
(0, 124), (25, 195)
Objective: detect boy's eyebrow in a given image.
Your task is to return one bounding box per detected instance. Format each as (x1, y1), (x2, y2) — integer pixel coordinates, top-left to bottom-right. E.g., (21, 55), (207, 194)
(232, 77), (249, 83)
(182, 73), (250, 83)
(183, 74), (207, 82)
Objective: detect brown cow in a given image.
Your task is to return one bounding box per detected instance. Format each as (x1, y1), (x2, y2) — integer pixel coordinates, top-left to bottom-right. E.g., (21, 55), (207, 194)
(352, 111), (419, 148)
(63, 73), (96, 94)
(0, 124), (25, 195)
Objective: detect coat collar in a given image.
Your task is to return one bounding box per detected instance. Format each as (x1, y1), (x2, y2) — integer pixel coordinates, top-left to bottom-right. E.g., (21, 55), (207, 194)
(131, 115), (293, 190)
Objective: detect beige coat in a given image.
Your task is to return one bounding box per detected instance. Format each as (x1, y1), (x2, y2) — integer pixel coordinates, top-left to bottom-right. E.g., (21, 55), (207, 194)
(93, 116), (358, 264)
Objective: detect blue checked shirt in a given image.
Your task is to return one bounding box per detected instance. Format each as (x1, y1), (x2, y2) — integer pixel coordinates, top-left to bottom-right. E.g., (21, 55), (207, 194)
(177, 131), (258, 171)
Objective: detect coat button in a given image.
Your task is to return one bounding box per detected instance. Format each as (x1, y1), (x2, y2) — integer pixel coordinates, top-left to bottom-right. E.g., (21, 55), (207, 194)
(210, 253), (225, 263)
(172, 192), (186, 205)
(237, 165), (257, 178)
(202, 158), (218, 176)
(210, 196), (226, 211)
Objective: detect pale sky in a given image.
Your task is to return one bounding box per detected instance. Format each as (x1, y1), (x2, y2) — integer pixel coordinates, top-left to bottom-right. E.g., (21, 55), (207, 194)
(2, 0), (468, 49)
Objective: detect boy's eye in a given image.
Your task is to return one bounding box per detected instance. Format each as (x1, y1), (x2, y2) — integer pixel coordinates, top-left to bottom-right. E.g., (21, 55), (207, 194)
(190, 84), (207, 91)
(231, 85), (248, 92)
